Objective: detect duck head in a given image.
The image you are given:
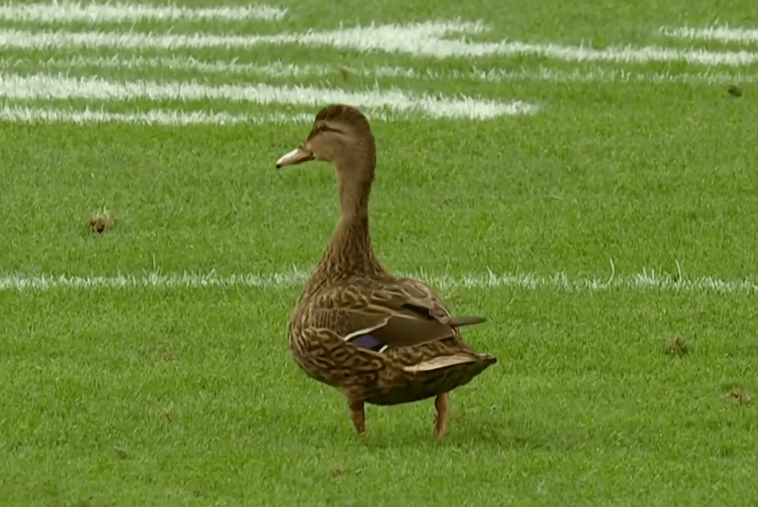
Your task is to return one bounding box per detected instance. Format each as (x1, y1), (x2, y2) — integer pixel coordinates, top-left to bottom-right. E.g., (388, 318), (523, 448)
(276, 104), (376, 170)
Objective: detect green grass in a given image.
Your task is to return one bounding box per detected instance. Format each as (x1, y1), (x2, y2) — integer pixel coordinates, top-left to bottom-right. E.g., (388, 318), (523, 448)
(2, 288), (757, 506)
(2, 0), (758, 505)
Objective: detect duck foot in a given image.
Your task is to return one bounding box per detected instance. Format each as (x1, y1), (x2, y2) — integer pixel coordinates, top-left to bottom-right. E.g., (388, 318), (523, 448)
(349, 398), (366, 435)
(434, 392), (450, 438)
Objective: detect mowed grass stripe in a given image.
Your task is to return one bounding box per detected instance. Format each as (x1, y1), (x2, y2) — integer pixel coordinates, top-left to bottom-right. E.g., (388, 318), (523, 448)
(6, 55), (758, 85)
(0, 1), (288, 22)
(2, 270), (757, 293)
(2, 24), (758, 65)
(0, 73), (536, 119)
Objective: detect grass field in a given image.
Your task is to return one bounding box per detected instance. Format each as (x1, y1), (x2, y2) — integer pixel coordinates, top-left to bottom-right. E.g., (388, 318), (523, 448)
(2, 0), (758, 505)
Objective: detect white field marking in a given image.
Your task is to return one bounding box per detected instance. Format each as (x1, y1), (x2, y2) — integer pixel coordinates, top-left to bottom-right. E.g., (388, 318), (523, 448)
(1, 269), (757, 293)
(0, 73), (537, 120)
(0, 1), (287, 23)
(2, 22), (758, 66)
(0, 104), (312, 125)
(660, 25), (758, 44)
(10, 55), (758, 85)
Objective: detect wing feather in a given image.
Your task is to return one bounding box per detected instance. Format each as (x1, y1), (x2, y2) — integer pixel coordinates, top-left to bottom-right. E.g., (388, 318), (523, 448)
(309, 277), (485, 352)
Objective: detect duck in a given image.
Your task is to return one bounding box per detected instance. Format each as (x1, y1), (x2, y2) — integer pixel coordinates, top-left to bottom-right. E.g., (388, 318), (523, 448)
(275, 104), (496, 438)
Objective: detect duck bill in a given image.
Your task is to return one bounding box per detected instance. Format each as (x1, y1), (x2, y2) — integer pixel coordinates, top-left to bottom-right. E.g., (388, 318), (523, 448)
(276, 146), (314, 168)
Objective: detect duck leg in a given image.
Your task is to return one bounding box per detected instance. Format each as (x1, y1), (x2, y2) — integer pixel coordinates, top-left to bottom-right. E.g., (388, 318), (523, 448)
(349, 398), (366, 435)
(434, 392), (450, 438)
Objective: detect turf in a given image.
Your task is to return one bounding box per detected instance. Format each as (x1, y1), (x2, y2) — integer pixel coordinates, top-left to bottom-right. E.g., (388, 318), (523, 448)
(2, 0), (758, 505)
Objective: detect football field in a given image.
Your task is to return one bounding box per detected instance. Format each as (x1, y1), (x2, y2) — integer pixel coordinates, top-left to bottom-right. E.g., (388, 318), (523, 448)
(1, 1), (758, 505)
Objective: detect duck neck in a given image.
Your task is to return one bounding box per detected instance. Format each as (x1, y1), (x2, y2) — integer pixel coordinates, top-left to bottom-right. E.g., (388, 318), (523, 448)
(314, 151), (384, 280)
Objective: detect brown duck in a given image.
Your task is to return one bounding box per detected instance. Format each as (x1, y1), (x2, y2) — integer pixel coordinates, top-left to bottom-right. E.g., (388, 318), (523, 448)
(276, 104), (496, 438)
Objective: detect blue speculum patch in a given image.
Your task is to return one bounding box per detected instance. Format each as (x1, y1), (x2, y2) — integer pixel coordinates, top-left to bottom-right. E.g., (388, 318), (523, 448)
(350, 334), (385, 352)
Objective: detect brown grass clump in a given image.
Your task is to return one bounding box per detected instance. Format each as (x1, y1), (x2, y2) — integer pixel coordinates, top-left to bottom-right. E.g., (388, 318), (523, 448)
(666, 336), (689, 356)
(161, 349), (178, 363)
(87, 207), (115, 234)
(327, 462), (348, 477)
(725, 387), (753, 406)
(337, 66), (352, 80)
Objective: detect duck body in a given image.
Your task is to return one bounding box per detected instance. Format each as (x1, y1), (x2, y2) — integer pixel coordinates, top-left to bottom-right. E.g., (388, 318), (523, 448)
(276, 104), (495, 436)
(288, 272), (495, 407)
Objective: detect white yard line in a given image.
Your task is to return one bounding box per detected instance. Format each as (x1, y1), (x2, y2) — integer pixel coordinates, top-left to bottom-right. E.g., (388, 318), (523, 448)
(7, 55), (757, 85)
(2, 23), (757, 65)
(0, 104), (312, 125)
(0, 1), (287, 22)
(0, 73), (537, 120)
(1, 269), (757, 293)
(4, 55), (756, 84)
(660, 25), (758, 44)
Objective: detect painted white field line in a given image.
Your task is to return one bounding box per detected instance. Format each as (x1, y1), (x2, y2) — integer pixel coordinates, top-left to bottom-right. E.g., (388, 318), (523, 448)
(660, 25), (758, 44)
(11, 55), (758, 85)
(0, 1), (287, 22)
(2, 22), (758, 66)
(0, 73), (537, 120)
(350, 65), (757, 84)
(2, 269), (757, 293)
(0, 104), (312, 125)
(0, 104), (408, 125)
